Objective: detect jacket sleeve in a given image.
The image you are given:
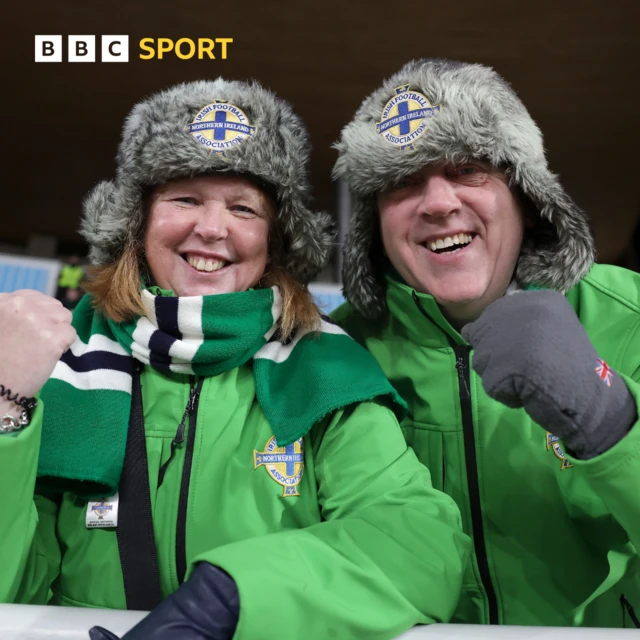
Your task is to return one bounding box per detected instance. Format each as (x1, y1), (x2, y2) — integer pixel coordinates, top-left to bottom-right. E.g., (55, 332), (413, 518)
(567, 371), (640, 554)
(190, 401), (470, 640)
(0, 402), (61, 604)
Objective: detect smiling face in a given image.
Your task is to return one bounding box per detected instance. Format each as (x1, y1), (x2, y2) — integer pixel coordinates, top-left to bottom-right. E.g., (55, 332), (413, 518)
(144, 175), (271, 297)
(377, 160), (525, 327)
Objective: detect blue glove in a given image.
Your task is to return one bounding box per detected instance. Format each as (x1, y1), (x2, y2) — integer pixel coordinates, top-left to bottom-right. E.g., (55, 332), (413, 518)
(89, 563), (239, 640)
(461, 290), (637, 459)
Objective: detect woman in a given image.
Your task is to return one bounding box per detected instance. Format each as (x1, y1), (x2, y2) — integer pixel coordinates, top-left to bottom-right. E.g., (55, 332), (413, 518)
(0, 79), (468, 640)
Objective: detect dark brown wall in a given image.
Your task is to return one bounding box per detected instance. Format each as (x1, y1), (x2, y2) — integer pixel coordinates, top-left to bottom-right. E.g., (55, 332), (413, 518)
(5, 0), (640, 262)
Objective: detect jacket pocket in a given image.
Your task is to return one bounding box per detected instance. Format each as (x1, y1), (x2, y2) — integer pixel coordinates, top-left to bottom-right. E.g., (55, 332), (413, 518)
(401, 424), (445, 492)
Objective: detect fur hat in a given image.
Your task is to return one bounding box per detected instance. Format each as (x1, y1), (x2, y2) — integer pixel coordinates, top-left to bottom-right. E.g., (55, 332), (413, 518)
(81, 78), (333, 283)
(333, 59), (596, 319)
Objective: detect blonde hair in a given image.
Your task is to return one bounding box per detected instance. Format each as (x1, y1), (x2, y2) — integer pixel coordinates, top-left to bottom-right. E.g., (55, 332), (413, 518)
(83, 185), (321, 341)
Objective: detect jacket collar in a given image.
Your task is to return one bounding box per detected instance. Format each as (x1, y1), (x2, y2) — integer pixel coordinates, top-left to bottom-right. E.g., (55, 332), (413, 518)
(385, 274), (467, 348)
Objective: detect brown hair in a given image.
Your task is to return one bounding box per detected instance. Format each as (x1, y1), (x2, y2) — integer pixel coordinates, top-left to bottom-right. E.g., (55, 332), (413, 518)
(83, 183), (321, 341)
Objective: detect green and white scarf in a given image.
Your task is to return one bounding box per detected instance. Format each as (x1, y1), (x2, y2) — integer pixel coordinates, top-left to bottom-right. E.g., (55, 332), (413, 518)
(38, 287), (406, 497)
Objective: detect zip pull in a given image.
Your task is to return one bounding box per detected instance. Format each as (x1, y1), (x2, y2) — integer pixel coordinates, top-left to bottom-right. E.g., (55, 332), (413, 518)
(187, 383), (199, 414)
(157, 383), (198, 489)
(188, 378), (204, 417)
(455, 350), (471, 400)
(172, 421), (186, 447)
(157, 420), (186, 489)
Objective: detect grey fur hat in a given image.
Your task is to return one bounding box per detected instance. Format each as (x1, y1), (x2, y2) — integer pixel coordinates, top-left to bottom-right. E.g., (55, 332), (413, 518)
(333, 59), (596, 319)
(81, 78), (333, 283)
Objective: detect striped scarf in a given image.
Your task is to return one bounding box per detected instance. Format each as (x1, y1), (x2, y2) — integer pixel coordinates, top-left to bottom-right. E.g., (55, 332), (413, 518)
(38, 287), (406, 497)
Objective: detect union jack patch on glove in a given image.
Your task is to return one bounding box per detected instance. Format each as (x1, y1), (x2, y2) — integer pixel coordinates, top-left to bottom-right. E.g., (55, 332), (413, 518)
(595, 358), (613, 387)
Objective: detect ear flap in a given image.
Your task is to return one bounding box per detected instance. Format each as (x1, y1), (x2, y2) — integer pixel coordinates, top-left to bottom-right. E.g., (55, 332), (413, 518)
(81, 180), (144, 265)
(280, 195), (335, 283)
(342, 197), (388, 319)
(515, 164), (595, 292)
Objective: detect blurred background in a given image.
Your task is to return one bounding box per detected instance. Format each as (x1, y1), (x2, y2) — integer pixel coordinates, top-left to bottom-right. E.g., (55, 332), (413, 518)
(2, 0), (639, 312)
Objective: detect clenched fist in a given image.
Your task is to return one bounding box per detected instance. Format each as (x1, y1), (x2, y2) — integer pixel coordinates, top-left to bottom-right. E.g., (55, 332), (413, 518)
(461, 290), (637, 459)
(0, 290), (77, 413)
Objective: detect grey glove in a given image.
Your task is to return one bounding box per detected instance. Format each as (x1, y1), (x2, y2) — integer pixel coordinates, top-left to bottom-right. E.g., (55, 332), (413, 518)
(461, 290), (637, 459)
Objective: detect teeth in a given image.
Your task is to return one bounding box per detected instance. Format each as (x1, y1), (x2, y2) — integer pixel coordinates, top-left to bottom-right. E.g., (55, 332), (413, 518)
(427, 233), (473, 252)
(187, 255), (226, 272)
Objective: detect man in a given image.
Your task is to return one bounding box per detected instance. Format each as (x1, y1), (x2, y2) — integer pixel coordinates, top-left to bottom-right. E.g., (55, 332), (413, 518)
(332, 58), (640, 627)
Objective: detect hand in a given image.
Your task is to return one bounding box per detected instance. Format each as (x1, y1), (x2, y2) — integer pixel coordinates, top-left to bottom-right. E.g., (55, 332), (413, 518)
(89, 563), (239, 640)
(461, 290), (637, 459)
(0, 290), (76, 409)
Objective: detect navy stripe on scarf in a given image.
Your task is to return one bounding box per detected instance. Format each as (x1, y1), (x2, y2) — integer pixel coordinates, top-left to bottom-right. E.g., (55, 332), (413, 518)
(149, 296), (181, 370)
(155, 296), (181, 338)
(148, 331), (176, 370)
(61, 350), (133, 374)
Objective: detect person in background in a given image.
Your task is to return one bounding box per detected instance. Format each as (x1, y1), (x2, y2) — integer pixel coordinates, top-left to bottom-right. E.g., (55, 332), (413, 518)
(332, 58), (640, 628)
(55, 254), (85, 309)
(0, 77), (469, 640)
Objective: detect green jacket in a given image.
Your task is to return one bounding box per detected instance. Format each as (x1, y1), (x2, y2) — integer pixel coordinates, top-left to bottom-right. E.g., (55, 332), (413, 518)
(333, 264), (640, 628)
(0, 361), (469, 639)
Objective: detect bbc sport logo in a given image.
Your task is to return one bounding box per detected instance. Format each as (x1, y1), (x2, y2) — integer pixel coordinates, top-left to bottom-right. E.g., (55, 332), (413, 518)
(34, 36), (234, 62)
(35, 36), (129, 62)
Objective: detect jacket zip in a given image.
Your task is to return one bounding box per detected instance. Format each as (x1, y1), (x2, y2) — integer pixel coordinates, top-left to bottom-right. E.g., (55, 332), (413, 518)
(453, 344), (499, 624)
(412, 293), (499, 624)
(157, 414), (187, 489)
(175, 377), (204, 585)
(621, 594), (640, 628)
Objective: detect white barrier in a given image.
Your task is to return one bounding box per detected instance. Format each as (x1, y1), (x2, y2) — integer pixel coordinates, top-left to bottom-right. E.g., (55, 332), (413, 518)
(396, 624), (638, 638)
(0, 604), (145, 638)
(0, 605), (636, 639)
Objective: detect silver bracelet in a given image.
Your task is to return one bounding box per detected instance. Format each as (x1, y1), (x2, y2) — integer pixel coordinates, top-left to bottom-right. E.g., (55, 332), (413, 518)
(0, 384), (37, 431)
(0, 409), (30, 433)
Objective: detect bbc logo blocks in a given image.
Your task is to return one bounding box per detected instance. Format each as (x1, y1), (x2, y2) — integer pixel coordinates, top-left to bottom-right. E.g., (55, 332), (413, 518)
(35, 36), (129, 62)
(68, 36), (95, 63)
(35, 35), (62, 62)
(101, 36), (129, 62)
